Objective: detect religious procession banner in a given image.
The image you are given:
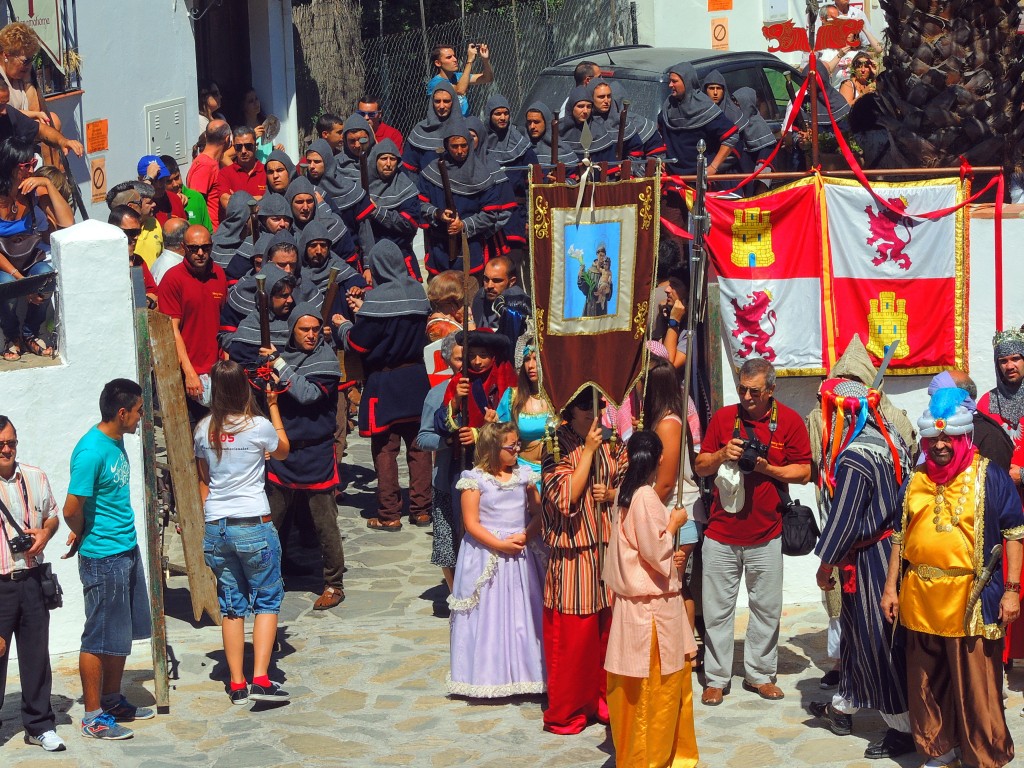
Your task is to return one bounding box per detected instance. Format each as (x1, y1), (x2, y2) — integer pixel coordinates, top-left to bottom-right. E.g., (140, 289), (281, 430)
(822, 176), (968, 374)
(692, 175), (969, 376)
(529, 176), (659, 411)
(703, 177), (825, 375)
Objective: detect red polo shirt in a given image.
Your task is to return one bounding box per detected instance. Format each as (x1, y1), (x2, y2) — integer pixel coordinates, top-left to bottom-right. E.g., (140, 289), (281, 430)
(154, 191), (187, 225)
(186, 153), (220, 198)
(700, 399), (811, 547)
(374, 122), (404, 152)
(158, 261), (227, 375)
(210, 161), (267, 229)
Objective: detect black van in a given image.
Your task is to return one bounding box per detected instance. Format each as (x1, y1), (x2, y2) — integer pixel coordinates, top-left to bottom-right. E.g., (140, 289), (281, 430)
(518, 44), (803, 134)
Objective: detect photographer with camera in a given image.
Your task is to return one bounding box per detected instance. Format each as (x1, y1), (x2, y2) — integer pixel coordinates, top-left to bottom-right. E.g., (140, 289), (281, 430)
(693, 357), (811, 707)
(0, 415), (66, 751)
(426, 43), (494, 118)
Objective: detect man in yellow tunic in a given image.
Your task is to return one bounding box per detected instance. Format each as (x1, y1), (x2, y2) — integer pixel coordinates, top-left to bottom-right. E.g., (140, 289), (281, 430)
(882, 388), (1024, 768)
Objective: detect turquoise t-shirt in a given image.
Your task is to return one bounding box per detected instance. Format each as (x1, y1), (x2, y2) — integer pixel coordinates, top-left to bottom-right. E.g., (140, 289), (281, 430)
(68, 426), (138, 558)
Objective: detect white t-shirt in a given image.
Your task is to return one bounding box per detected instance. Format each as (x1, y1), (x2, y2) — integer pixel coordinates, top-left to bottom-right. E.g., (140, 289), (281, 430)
(194, 414), (279, 522)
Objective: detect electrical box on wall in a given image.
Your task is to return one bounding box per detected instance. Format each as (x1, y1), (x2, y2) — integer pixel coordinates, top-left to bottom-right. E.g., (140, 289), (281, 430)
(145, 98), (188, 164)
(763, 0), (790, 21)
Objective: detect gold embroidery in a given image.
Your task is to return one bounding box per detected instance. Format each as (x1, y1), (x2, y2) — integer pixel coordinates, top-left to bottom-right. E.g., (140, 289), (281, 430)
(533, 195), (550, 240)
(638, 186), (653, 230)
(866, 291), (910, 360)
(633, 301), (649, 339)
(535, 308), (546, 350)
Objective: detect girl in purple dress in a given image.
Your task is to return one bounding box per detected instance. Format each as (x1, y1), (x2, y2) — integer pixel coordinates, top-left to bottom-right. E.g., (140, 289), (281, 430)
(448, 422), (546, 697)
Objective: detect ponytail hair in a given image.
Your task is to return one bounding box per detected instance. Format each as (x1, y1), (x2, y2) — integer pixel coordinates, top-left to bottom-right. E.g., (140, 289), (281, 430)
(617, 430), (663, 510)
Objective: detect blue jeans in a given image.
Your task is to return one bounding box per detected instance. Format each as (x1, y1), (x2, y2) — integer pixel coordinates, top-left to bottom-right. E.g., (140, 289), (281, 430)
(203, 520), (284, 618)
(0, 260), (53, 341)
(79, 546), (152, 656)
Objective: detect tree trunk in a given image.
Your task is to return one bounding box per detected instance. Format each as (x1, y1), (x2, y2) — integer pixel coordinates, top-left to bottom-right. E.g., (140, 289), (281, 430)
(292, 0), (365, 148)
(875, 0), (1024, 170)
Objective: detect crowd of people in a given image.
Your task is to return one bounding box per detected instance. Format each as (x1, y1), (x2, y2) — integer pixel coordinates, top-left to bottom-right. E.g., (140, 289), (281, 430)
(0, 21), (1018, 768)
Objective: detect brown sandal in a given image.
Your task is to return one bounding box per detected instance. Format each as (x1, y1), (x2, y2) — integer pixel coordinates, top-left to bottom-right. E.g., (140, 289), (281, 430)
(409, 513), (432, 527)
(2, 339), (20, 361)
(313, 586), (345, 610)
(367, 518), (403, 532)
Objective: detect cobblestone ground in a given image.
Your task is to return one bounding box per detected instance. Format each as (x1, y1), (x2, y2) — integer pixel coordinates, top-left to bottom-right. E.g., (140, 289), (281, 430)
(3, 434), (1023, 766)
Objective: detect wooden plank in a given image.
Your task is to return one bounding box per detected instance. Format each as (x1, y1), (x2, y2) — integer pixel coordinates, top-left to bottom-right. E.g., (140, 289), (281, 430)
(147, 310), (222, 625)
(135, 309), (170, 713)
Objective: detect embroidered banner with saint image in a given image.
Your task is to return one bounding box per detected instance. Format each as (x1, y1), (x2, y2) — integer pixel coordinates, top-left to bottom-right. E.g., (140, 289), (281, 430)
(528, 175), (659, 412)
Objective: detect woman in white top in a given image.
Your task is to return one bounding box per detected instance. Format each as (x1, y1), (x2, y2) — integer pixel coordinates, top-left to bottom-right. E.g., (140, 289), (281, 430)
(0, 23), (65, 166)
(195, 360), (291, 706)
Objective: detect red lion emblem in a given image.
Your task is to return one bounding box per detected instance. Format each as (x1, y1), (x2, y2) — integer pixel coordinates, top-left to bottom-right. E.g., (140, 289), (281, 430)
(865, 197), (918, 270)
(731, 290), (777, 362)
(762, 20), (810, 53)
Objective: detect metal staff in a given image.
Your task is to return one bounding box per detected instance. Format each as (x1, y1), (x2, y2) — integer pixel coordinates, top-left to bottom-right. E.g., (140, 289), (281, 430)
(460, 230), (473, 469)
(615, 100), (630, 162)
(254, 273), (271, 351)
(676, 140), (709, 510)
(356, 136), (376, 263)
(437, 156), (459, 267)
(550, 112), (560, 166)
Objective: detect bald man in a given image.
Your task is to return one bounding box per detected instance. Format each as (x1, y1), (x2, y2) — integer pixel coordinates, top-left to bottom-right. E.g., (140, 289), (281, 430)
(186, 120), (232, 224)
(158, 224), (227, 424)
(151, 217), (189, 285)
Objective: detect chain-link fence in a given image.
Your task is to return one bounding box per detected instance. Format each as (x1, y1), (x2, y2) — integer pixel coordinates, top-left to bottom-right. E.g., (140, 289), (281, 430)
(363, 0), (638, 139)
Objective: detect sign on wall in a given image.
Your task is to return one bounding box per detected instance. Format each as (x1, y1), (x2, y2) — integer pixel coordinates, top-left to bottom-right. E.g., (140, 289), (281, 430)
(8, 1), (64, 74)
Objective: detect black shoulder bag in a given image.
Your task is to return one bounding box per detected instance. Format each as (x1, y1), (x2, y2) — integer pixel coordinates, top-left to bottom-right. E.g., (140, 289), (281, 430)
(738, 408), (819, 557)
(0, 490), (63, 609)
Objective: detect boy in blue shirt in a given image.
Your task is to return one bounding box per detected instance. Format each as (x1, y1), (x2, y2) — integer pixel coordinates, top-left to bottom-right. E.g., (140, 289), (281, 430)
(63, 379), (154, 740)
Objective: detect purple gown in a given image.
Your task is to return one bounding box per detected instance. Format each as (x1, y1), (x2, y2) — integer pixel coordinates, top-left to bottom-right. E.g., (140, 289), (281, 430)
(448, 466), (547, 697)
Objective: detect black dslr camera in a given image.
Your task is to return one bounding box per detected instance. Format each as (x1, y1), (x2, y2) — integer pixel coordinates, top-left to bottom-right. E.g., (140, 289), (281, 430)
(737, 437), (769, 474)
(7, 532), (34, 554)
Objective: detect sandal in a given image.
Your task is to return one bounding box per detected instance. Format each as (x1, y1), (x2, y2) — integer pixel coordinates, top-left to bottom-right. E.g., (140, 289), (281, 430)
(2, 339), (21, 361)
(367, 518), (403, 532)
(22, 334), (53, 358)
(409, 513), (432, 527)
(313, 586), (345, 610)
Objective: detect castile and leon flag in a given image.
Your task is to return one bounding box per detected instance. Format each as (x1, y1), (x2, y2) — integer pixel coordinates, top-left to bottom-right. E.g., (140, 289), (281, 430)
(693, 175), (968, 376)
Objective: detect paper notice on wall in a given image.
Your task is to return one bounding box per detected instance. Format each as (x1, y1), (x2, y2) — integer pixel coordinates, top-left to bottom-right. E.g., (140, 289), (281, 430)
(86, 120), (108, 154)
(8, 1), (65, 74)
(708, 0), (733, 9)
(711, 17), (729, 50)
(90, 158), (106, 203)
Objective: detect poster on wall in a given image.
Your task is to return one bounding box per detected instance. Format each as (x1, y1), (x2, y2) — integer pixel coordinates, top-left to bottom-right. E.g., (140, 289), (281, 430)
(9, 1), (64, 74)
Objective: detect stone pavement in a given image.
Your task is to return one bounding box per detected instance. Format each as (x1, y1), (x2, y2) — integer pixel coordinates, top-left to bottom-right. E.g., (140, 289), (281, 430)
(3, 434), (1024, 766)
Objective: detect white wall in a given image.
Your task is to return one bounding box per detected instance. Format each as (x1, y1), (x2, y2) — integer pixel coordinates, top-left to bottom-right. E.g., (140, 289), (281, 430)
(249, 0), (300, 158)
(718, 205), (1022, 607)
(1, 221), (146, 658)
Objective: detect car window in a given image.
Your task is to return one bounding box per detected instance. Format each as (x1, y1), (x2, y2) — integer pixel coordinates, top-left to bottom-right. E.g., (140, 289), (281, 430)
(722, 67), (774, 120)
(763, 66), (799, 118)
(604, 78), (667, 126)
(515, 73), (574, 125)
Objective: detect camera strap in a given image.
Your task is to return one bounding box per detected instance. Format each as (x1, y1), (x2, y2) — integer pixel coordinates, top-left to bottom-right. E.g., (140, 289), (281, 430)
(732, 402), (794, 505)
(0, 493), (27, 537)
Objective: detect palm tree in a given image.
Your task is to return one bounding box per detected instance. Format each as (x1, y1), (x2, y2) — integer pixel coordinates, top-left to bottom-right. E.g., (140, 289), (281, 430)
(871, 0), (1024, 171)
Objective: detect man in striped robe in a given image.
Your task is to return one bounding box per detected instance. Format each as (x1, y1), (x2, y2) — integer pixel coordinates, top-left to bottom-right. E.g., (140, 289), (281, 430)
(808, 378), (914, 759)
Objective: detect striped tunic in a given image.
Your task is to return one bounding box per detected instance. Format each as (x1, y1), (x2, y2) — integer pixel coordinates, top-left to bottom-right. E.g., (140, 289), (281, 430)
(815, 447), (908, 714)
(0, 462), (59, 575)
(541, 425), (627, 615)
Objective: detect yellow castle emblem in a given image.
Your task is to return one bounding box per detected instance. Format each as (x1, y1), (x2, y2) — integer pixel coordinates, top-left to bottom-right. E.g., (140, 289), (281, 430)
(866, 291), (909, 359)
(731, 208), (775, 267)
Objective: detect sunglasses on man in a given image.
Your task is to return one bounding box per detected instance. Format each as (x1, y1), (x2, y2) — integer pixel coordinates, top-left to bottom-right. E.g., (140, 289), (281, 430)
(234, 142), (256, 152)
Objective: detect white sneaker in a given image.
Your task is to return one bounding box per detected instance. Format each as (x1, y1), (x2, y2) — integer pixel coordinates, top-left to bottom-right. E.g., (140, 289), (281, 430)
(26, 729), (66, 751)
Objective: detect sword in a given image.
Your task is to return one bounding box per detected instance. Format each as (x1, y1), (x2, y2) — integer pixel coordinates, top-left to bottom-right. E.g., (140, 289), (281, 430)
(574, 120), (594, 224)
(964, 544), (1004, 634)
(871, 339), (901, 390)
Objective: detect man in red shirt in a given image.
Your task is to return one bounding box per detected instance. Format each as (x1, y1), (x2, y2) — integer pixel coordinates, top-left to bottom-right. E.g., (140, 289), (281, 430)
(357, 96), (403, 153)
(694, 356), (811, 706)
(186, 121), (231, 226)
(211, 126), (266, 231)
(158, 224), (227, 425)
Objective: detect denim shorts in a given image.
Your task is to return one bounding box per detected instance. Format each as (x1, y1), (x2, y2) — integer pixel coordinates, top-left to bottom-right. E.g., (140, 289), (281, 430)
(79, 546), (152, 656)
(203, 520), (284, 618)
(676, 518), (699, 546)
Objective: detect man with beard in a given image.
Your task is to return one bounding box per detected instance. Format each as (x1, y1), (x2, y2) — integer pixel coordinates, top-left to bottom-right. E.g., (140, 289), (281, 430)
(138, 155), (186, 225)
(586, 80), (647, 159)
(485, 95), (537, 270)
(304, 139), (374, 267)
(471, 256), (528, 330)
(227, 193), (293, 281)
(523, 102), (577, 167)
(160, 154), (211, 232)
(882, 389), (1023, 768)
(264, 304), (347, 610)
(807, 378), (914, 759)
(578, 245), (613, 317)
(286, 176), (357, 268)
(364, 139), (422, 280)
(357, 96), (403, 152)
(225, 263), (297, 367)
(658, 61), (738, 178)
(211, 127), (266, 227)
(158, 224), (227, 423)
(558, 87), (618, 166)
(334, 114), (376, 183)
(417, 121), (506, 277)
(217, 233), (299, 344)
(977, 328), (1024, 666)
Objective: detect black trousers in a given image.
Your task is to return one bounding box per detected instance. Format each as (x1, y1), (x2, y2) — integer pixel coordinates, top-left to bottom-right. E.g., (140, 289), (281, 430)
(0, 569), (56, 735)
